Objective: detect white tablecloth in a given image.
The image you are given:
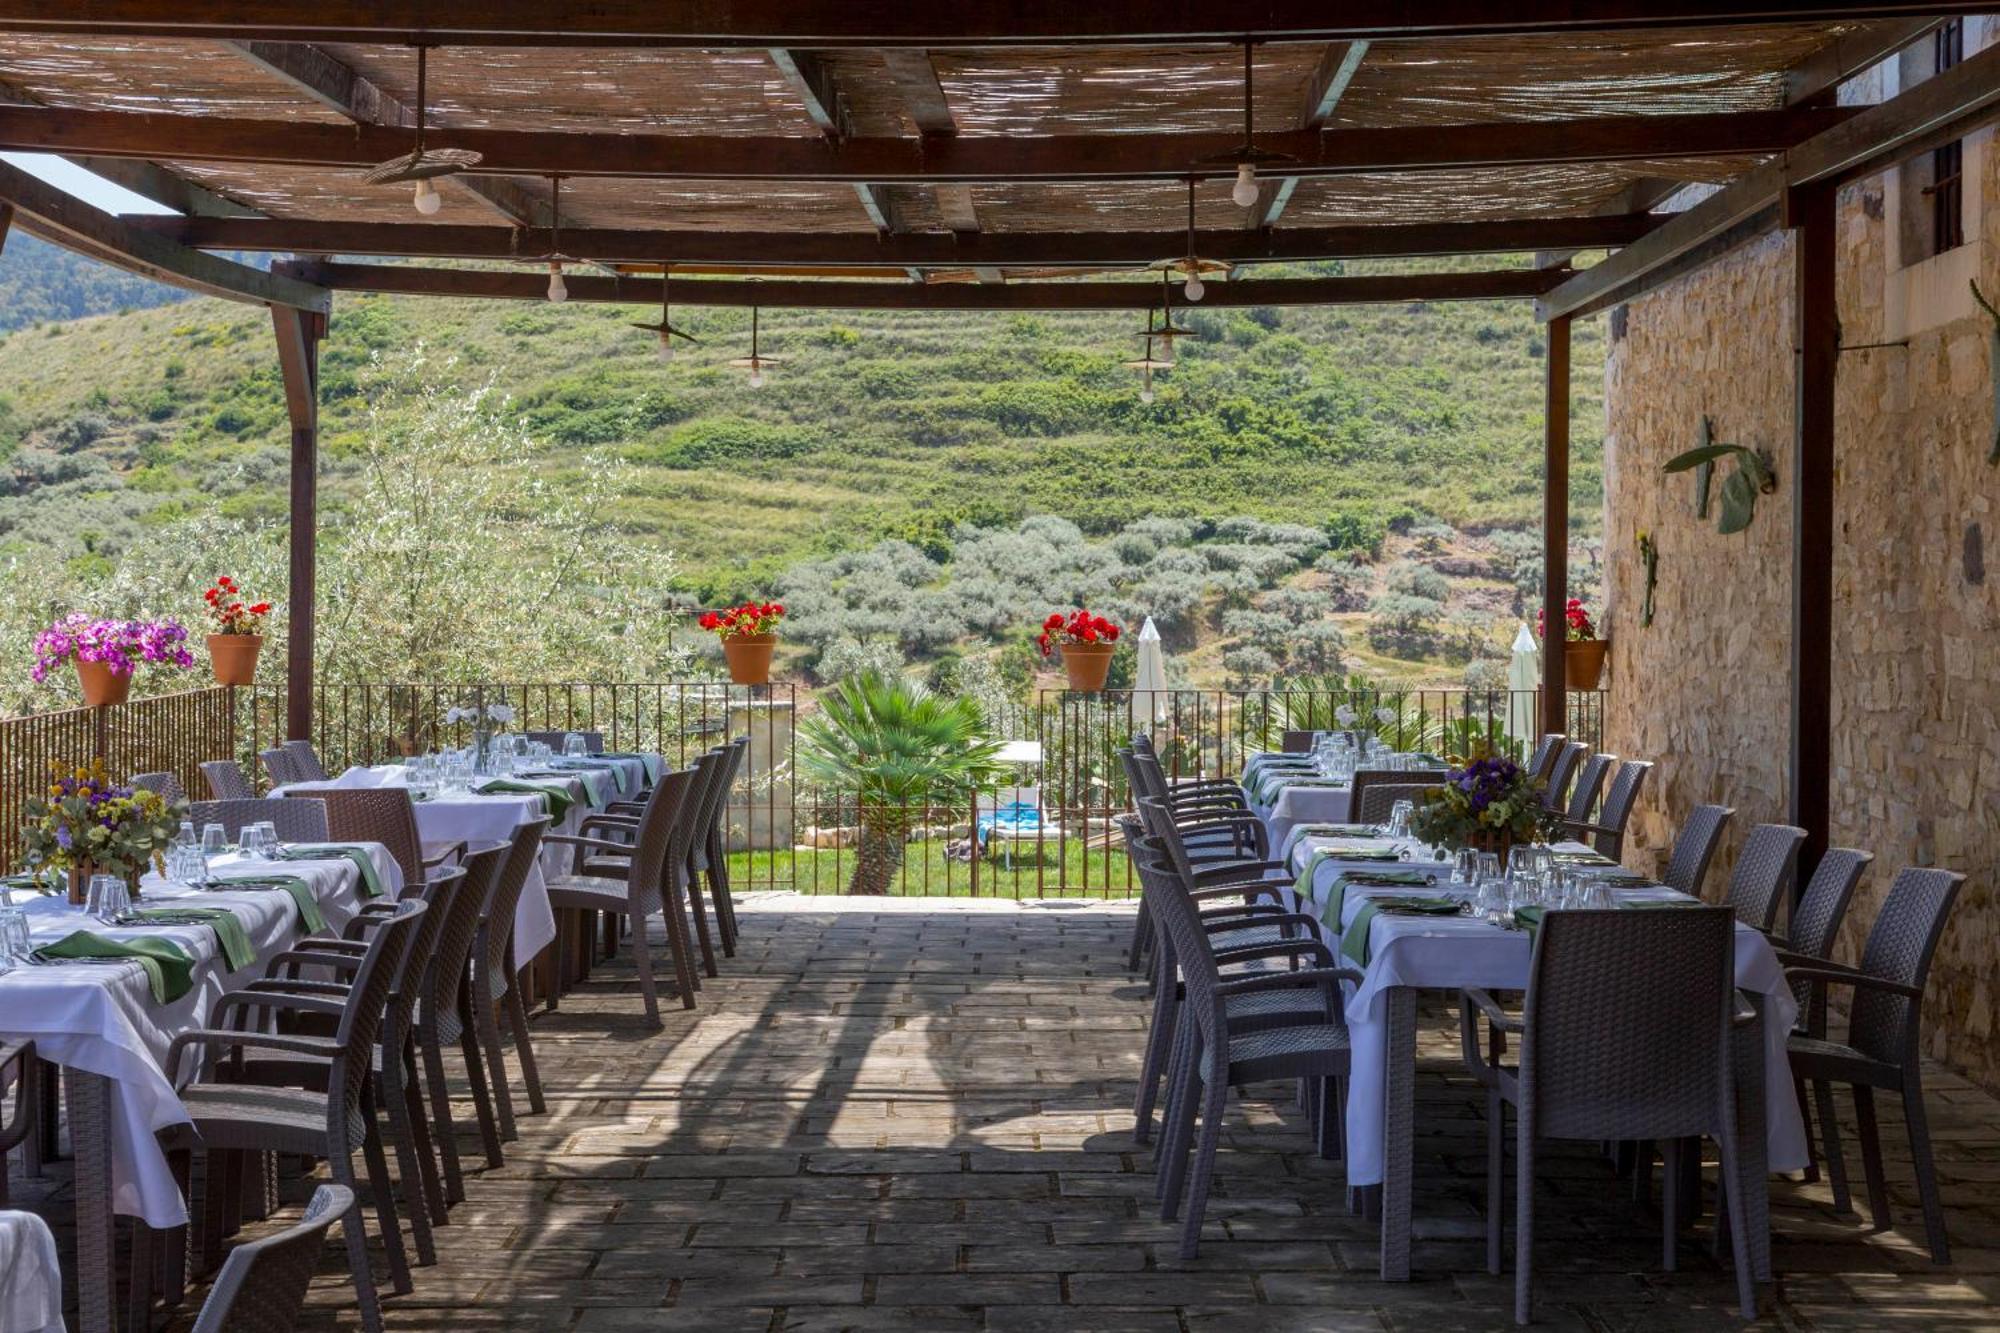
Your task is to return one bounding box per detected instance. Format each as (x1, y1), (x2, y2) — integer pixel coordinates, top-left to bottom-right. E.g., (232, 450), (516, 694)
(0, 848), (382, 1226)
(0, 1210), (63, 1333)
(1282, 837), (1809, 1186)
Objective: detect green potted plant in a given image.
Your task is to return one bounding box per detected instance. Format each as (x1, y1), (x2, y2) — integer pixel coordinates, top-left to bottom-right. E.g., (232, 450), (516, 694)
(1038, 609), (1122, 692)
(202, 576), (273, 686)
(702, 600), (786, 686)
(1407, 743), (1555, 860)
(32, 614), (196, 707)
(21, 758), (183, 904)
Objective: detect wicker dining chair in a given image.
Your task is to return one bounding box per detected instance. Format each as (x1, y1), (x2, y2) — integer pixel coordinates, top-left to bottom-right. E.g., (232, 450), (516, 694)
(696, 736), (749, 954)
(1134, 832), (1356, 1260)
(296, 788), (465, 886)
(545, 770), (701, 1024)
(0, 1039), (38, 1205)
(188, 797), (331, 844)
(1561, 752), (1615, 827)
(1527, 733), (1566, 780)
(189, 1183), (356, 1333)
(1661, 804), (1734, 898)
(1773, 847), (1872, 1195)
(1120, 747), (1267, 974)
(469, 818), (553, 1147)
(201, 760), (256, 801)
(1280, 729), (1317, 753)
(1721, 824), (1807, 930)
(282, 740), (331, 781)
(672, 748), (726, 978)
(164, 898), (428, 1333)
(129, 770), (188, 804)
(1354, 781), (1436, 825)
(1538, 741), (1588, 812)
(1782, 866), (1965, 1263)
(525, 729), (604, 754)
(1562, 758), (1651, 862)
(259, 747), (303, 788)
(1461, 907), (1755, 1323)
(238, 864), (481, 1271)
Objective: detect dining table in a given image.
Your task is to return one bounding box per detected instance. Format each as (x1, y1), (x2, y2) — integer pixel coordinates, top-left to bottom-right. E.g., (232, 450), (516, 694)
(1277, 832), (1807, 1283)
(272, 754), (663, 973)
(0, 843), (393, 1332)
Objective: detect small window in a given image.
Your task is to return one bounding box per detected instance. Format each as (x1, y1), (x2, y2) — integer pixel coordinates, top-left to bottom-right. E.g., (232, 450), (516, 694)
(1929, 21), (1966, 256)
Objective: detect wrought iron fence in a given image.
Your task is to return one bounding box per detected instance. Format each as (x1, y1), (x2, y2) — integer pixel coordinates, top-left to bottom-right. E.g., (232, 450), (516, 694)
(4, 680), (1607, 897)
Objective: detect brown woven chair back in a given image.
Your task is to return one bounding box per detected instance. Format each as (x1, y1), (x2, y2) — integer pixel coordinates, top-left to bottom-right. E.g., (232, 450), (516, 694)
(1521, 905), (1736, 1142)
(330, 898), (427, 1125)
(615, 770), (697, 918)
(129, 770), (187, 804)
(1562, 752), (1615, 825)
(1280, 729), (1316, 754)
(1722, 823), (1806, 930)
(1130, 831), (1228, 1055)
(1848, 867), (1964, 1065)
(1662, 803), (1734, 897)
(301, 788), (426, 884)
(1542, 741), (1589, 811)
(188, 797), (330, 843)
(1786, 847), (1872, 1028)
(525, 729), (604, 754)
(420, 847), (504, 1025)
(386, 864), (467, 1047)
(1355, 782), (1437, 825)
(1348, 768), (1443, 822)
(480, 817), (551, 981)
(259, 747), (304, 787)
(282, 740), (330, 781)
(1527, 732), (1565, 780)
(679, 748), (728, 875)
(200, 760), (255, 801)
(190, 1183), (355, 1333)
(1592, 759), (1651, 859)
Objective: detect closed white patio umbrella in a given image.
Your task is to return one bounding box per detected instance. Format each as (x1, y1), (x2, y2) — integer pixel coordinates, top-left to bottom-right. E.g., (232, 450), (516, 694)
(1506, 622), (1539, 758)
(1132, 616), (1170, 724)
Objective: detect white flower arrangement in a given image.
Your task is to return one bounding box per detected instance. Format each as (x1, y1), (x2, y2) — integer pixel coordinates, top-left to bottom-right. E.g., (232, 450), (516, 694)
(1334, 704), (1357, 727)
(444, 702), (518, 726)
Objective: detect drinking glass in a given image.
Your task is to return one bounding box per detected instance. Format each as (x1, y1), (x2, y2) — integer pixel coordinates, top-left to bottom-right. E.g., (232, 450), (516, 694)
(1473, 866), (1509, 925)
(0, 909), (28, 973)
(201, 823), (228, 859)
(1452, 847), (1479, 887)
(563, 733), (589, 757)
(255, 821), (280, 854)
(242, 825), (268, 859)
(1386, 800), (1414, 839)
(86, 874), (130, 925)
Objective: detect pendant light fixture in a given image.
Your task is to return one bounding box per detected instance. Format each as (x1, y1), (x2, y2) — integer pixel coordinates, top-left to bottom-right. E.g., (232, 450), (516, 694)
(1195, 40), (1297, 211)
(630, 266), (701, 362)
(1156, 177), (1227, 302)
(1124, 335), (1172, 404)
(538, 175), (574, 303)
(360, 46), (483, 214)
(1146, 268), (1198, 365)
(728, 304), (784, 388)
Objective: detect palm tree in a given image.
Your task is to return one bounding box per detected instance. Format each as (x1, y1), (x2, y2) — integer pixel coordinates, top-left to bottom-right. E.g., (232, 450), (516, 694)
(796, 671), (1006, 895)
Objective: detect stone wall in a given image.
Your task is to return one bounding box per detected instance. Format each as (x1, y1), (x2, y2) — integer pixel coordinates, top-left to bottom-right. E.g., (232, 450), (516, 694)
(1600, 153), (2000, 1082)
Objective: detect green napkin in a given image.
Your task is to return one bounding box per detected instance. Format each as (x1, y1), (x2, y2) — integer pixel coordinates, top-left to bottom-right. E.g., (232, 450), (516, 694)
(209, 874), (326, 934)
(1, 873), (55, 897)
(1340, 896), (1467, 969)
(1318, 844), (1405, 862)
(603, 752), (665, 783)
(1320, 868), (1437, 930)
(1513, 897), (1707, 942)
(33, 930), (195, 1005)
(279, 844), (385, 898)
(474, 778), (573, 822)
(1292, 823), (1380, 841)
(134, 907), (257, 972)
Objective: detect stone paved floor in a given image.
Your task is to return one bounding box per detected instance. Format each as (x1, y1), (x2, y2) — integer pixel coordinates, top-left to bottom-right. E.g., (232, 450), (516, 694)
(144, 897), (2000, 1328)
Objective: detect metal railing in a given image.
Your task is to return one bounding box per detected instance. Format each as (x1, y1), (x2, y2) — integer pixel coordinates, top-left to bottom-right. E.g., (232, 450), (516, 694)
(5, 680), (1608, 897)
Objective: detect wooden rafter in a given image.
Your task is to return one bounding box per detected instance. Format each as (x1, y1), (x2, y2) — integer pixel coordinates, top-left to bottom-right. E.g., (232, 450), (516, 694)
(1540, 35), (2000, 320)
(0, 157), (328, 309)
(1255, 40), (1369, 230)
(225, 39), (556, 228)
(0, 3), (1986, 47)
(768, 47), (922, 278)
(138, 212), (1661, 267)
(281, 260), (1564, 308)
(0, 103), (1862, 183)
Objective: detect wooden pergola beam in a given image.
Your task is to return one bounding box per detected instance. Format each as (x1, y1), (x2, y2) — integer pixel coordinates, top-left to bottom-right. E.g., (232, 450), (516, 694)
(0, 158), (329, 309)
(225, 39), (556, 228)
(141, 212), (1660, 266)
(0, 103), (1861, 183)
(1539, 35), (2000, 320)
(0, 2), (1986, 47)
(1257, 39), (1370, 229)
(281, 260), (1564, 308)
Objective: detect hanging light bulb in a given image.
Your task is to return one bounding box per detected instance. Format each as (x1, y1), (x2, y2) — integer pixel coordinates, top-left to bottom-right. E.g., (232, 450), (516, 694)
(656, 332), (674, 362)
(546, 260), (568, 303)
(747, 365), (766, 389)
(729, 302), (782, 388)
(1231, 162), (1258, 209)
(1184, 270), (1205, 302)
(412, 177), (442, 215)
(1140, 364), (1156, 404)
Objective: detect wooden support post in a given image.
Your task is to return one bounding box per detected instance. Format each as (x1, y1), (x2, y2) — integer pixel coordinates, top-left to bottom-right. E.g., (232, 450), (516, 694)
(271, 305), (324, 743)
(1789, 183), (1837, 885)
(1541, 314), (1571, 736)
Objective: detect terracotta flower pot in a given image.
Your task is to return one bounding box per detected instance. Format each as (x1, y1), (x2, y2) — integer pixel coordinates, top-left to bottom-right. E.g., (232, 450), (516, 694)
(207, 633), (264, 686)
(721, 633), (777, 686)
(1565, 639), (1609, 691)
(1060, 641), (1116, 692)
(75, 660), (131, 708)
